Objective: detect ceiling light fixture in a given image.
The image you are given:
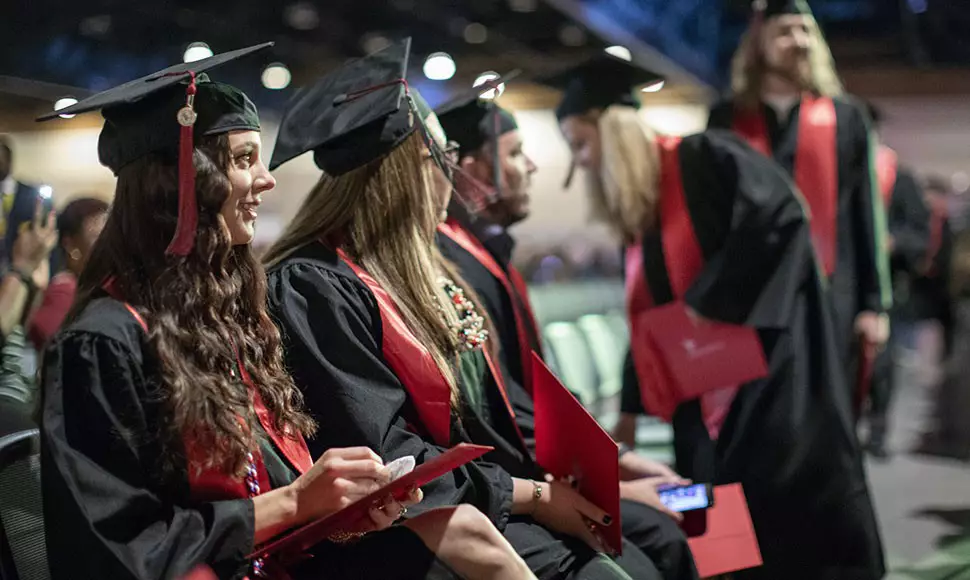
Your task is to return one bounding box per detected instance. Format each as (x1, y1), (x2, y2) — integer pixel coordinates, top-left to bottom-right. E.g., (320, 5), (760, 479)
(262, 63), (292, 90)
(605, 45), (632, 62)
(183, 42), (213, 63)
(54, 97), (78, 119)
(474, 72), (505, 100)
(423, 53), (457, 81)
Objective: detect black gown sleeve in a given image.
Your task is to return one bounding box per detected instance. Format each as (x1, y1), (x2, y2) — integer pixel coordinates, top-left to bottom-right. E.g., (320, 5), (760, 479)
(849, 106), (894, 314)
(706, 98), (735, 131)
(888, 169), (932, 275)
(40, 331), (254, 580)
(683, 132), (816, 329)
(267, 262), (514, 530)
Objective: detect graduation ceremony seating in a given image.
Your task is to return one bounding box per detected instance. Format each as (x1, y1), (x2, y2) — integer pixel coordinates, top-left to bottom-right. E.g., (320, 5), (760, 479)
(0, 427), (48, 580)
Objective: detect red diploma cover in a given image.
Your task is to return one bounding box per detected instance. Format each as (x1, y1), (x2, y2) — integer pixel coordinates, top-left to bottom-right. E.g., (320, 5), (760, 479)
(532, 353), (623, 554)
(686, 484), (763, 578)
(632, 301), (769, 422)
(250, 443), (493, 560)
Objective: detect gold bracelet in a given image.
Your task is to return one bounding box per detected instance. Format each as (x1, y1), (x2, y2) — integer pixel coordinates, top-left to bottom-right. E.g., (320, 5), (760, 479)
(327, 530), (366, 545)
(529, 480), (543, 516)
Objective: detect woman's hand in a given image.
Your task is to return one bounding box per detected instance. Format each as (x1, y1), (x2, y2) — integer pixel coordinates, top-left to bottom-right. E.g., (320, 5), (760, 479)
(531, 479), (614, 554)
(366, 488), (424, 531)
(291, 447), (389, 525)
(619, 476), (689, 522)
(12, 200), (57, 276)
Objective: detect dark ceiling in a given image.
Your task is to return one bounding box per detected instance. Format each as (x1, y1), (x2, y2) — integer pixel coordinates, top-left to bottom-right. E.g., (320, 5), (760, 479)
(1, 0), (968, 122)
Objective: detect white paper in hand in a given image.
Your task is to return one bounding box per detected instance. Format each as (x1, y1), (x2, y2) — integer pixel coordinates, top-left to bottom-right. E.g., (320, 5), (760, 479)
(384, 456), (416, 481)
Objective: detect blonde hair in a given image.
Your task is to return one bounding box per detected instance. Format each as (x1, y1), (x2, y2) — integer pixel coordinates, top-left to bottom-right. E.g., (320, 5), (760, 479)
(730, 13), (844, 110)
(264, 132), (490, 400)
(582, 105), (661, 243)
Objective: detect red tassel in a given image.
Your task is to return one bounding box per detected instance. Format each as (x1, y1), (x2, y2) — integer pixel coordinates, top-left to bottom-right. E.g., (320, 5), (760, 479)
(166, 72), (199, 256)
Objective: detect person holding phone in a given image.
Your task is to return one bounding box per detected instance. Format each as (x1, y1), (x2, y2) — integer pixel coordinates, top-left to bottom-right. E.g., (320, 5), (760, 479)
(265, 39), (664, 579)
(0, 198), (57, 412)
(37, 46), (535, 580)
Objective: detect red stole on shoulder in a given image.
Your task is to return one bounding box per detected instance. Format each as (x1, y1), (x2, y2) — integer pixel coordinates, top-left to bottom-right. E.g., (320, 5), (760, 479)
(624, 137), (739, 438)
(875, 146), (898, 207)
(437, 219), (542, 395)
(337, 246), (527, 450)
(733, 95), (839, 276)
(336, 249), (453, 446)
(101, 279), (312, 503)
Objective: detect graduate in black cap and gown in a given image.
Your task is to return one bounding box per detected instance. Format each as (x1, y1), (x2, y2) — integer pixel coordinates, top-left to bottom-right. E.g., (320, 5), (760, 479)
(36, 44), (530, 580)
(264, 39), (667, 580)
(434, 77), (699, 580)
(549, 52), (886, 580)
(708, 0), (892, 376)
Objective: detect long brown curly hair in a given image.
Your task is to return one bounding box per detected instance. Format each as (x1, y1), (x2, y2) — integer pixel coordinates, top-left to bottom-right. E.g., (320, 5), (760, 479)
(69, 133), (316, 476)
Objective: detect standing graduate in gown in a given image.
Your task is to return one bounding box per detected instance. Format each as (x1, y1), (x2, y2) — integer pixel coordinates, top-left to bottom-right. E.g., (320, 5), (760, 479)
(863, 103), (932, 458)
(263, 39), (665, 580)
(550, 53), (886, 580)
(36, 45), (532, 580)
(434, 79), (699, 580)
(708, 0), (892, 372)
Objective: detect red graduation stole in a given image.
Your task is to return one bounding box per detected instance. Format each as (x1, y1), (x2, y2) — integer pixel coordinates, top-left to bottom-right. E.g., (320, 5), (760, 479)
(101, 280), (312, 503)
(336, 248), (526, 449)
(876, 146), (898, 207)
(437, 219), (543, 395)
(733, 95), (839, 276)
(624, 136), (740, 436)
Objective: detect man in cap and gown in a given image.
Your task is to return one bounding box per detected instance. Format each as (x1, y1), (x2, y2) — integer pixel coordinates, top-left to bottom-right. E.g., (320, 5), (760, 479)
(708, 0), (893, 384)
(434, 77), (700, 580)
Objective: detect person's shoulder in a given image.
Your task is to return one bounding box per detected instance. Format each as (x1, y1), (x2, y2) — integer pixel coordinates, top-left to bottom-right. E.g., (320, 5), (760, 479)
(265, 241), (376, 309)
(55, 297), (148, 362)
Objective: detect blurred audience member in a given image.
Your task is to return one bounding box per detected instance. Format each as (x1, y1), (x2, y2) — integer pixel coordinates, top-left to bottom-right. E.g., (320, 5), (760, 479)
(1, 137), (48, 269)
(917, 177), (968, 461)
(28, 197), (109, 349)
(0, 200), (57, 413)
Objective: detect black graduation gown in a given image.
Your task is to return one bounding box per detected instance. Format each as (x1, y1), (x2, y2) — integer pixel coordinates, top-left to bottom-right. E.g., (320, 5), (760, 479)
(40, 297), (446, 580)
(623, 131), (885, 580)
(437, 218), (700, 580)
(709, 97), (892, 362)
(266, 242), (664, 580)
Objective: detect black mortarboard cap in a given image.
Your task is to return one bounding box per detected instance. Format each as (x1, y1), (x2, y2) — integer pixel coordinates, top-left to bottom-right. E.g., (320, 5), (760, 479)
(542, 54), (661, 121)
(435, 71), (521, 158)
(38, 43), (268, 172)
(270, 37), (433, 175)
(37, 42), (271, 255)
(759, 0), (813, 18)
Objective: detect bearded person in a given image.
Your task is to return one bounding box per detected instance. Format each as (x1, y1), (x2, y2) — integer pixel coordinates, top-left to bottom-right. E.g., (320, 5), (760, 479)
(709, 0), (893, 401)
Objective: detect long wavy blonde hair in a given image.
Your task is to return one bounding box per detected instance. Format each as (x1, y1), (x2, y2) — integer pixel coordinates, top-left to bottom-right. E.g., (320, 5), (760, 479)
(730, 11), (844, 110)
(581, 105), (662, 243)
(263, 131), (491, 400)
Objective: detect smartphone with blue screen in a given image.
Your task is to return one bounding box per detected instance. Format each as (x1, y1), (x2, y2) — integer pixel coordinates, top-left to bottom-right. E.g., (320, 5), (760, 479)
(657, 483), (714, 513)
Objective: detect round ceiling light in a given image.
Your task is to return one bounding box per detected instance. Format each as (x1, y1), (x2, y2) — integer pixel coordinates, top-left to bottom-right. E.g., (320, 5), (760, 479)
(424, 52), (457, 81)
(183, 42), (213, 63)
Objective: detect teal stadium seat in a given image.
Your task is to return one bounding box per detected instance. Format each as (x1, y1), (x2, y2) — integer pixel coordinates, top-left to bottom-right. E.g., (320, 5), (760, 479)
(541, 322), (600, 407)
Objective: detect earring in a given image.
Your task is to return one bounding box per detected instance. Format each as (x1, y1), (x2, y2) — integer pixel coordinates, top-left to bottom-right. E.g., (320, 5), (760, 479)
(69, 249), (82, 261)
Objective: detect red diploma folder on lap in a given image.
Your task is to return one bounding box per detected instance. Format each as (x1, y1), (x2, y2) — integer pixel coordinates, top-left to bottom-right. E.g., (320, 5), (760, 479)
(632, 301), (769, 420)
(686, 484), (762, 578)
(533, 354), (623, 555)
(250, 443), (493, 560)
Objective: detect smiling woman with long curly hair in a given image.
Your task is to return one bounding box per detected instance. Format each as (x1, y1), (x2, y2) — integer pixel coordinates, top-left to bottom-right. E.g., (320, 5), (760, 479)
(38, 46), (532, 580)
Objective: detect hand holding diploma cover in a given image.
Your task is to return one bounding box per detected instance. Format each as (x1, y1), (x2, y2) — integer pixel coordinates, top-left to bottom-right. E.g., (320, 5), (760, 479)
(631, 300), (769, 421)
(250, 443), (493, 560)
(532, 354), (623, 554)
